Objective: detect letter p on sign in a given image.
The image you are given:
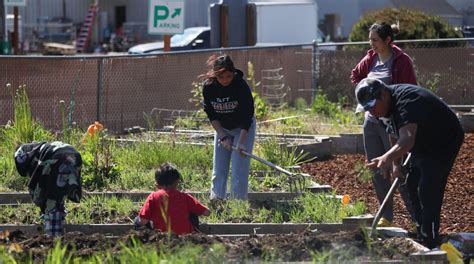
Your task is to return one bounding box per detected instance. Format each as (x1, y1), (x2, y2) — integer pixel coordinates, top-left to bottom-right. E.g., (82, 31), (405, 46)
(153, 6), (169, 27)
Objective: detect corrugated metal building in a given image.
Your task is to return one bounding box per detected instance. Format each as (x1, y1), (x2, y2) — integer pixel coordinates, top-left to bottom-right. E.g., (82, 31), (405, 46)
(5, 0), (218, 44)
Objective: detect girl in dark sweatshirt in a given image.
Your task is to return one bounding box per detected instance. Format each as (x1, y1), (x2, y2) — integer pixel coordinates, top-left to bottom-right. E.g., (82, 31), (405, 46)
(201, 54), (256, 200)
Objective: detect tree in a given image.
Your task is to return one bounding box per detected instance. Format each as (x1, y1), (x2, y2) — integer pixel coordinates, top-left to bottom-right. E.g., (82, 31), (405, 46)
(349, 8), (462, 46)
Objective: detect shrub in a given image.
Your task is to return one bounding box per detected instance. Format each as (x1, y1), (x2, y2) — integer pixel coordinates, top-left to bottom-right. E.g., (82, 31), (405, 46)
(349, 8), (462, 48)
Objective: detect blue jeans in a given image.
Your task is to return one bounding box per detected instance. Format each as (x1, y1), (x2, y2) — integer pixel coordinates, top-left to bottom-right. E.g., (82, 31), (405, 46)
(210, 119), (256, 200)
(363, 119), (416, 222)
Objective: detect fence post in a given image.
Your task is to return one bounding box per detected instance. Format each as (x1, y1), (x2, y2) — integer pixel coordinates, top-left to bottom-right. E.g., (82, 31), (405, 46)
(96, 57), (104, 122)
(311, 40), (318, 103)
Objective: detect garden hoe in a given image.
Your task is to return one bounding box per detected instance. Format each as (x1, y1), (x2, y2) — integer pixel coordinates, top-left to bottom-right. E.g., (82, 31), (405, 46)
(370, 153), (411, 238)
(232, 146), (308, 193)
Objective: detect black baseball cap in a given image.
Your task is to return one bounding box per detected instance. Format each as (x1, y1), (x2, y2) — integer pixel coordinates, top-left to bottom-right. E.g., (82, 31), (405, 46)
(355, 78), (385, 113)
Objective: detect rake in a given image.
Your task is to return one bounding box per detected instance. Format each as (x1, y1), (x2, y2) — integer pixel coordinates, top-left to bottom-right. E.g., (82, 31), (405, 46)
(232, 146), (308, 193)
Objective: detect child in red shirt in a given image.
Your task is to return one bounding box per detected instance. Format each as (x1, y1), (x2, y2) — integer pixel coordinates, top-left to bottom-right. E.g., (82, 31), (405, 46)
(135, 163), (210, 234)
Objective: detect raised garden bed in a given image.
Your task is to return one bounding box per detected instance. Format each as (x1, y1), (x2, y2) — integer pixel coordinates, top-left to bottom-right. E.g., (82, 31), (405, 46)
(0, 228), (439, 262)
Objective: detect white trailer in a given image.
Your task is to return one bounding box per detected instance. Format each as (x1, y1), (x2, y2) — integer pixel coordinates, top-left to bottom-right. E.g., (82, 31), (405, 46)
(252, 2), (319, 45)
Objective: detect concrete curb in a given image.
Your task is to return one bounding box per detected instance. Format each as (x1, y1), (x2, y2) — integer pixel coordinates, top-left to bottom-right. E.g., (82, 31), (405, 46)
(0, 223), (361, 236)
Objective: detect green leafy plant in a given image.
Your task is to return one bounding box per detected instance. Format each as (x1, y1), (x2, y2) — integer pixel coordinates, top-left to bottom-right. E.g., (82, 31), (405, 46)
(81, 131), (121, 190)
(45, 239), (73, 264)
(349, 8), (463, 48)
(312, 89), (363, 126)
(353, 160), (374, 183)
(189, 81), (203, 108)
(257, 137), (314, 168)
(293, 97), (308, 111)
(0, 84), (53, 190)
(424, 72), (441, 93)
(312, 89), (340, 117)
(247, 61), (269, 120)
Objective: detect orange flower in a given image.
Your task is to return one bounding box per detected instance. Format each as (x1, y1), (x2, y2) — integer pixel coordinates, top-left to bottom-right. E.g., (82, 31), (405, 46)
(87, 121), (104, 137)
(342, 194), (350, 205)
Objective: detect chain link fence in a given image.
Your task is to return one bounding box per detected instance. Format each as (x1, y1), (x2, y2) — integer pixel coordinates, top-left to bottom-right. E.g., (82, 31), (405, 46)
(316, 38), (474, 106)
(0, 39), (472, 132)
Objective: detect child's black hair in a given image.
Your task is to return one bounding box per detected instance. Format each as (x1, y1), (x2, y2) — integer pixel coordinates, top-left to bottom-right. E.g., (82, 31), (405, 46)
(155, 162), (181, 187)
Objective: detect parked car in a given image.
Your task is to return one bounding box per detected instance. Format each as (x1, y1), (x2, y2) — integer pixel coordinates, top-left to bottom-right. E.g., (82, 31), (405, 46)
(128, 26), (210, 54)
(462, 25), (474, 47)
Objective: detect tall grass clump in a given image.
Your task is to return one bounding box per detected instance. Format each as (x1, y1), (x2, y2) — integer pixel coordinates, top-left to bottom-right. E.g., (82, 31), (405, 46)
(113, 140), (212, 191)
(289, 193), (366, 223)
(255, 137), (313, 169)
(0, 84), (53, 190)
(311, 89), (364, 126)
(45, 240), (73, 264)
(96, 238), (225, 264)
(1, 84), (53, 145)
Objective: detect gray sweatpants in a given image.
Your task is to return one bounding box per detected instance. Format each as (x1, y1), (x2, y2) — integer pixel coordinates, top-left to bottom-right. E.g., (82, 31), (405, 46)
(363, 119), (415, 222)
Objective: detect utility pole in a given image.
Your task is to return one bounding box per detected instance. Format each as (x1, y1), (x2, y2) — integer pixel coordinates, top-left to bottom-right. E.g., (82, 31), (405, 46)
(12, 6), (18, 54)
(0, 1), (4, 45)
(62, 0), (66, 21)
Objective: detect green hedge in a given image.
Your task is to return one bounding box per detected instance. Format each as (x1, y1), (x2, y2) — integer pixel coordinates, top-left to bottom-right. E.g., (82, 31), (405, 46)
(349, 8), (463, 47)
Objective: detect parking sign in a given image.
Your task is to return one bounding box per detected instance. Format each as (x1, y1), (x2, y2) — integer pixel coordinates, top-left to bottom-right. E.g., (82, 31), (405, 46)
(148, 0), (185, 35)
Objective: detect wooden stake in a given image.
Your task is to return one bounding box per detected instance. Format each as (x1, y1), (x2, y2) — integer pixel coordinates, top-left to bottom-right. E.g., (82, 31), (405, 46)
(164, 35), (171, 52)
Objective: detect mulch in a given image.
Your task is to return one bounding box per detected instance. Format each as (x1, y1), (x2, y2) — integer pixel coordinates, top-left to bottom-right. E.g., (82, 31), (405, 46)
(302, 133), (474, 234)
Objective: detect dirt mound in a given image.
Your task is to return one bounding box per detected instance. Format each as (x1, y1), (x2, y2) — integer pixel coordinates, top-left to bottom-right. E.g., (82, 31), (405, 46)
(302, 133), (474, 234)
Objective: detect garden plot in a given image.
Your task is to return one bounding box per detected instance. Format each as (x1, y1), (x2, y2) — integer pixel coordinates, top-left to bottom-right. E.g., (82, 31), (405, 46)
(0, 193), (366, 226)
(0, 87), (459, 263)
(0, 228), (435, 262)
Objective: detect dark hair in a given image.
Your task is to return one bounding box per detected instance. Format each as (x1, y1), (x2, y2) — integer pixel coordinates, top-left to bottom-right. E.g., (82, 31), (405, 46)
(369, 22), (400, 44)
(199, 54), (235, 84)
(155, 162), (181, 187)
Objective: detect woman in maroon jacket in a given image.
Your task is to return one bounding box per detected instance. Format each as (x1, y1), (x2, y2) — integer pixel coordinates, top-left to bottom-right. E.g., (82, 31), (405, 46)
(351, 22), (417, 228)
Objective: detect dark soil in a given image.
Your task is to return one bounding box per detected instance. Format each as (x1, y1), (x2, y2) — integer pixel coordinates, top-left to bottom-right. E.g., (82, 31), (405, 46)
(1, 135), (471, 261)
(302, 133), (474, 234)
(2, 229), (419, 262)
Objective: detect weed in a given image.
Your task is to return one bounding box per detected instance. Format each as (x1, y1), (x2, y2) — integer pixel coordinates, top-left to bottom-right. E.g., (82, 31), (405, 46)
(425, 72), (441, 93)
(247, 61), (269, 120)
(0, 84), (53, 190)
(293, 97), (308, 111)
(81, 131), (121, 190)
(158, 194), (172, 241)
(353, 160), (374, 183)
(45, 239), (73, 264)
(312, 89), (363, 126)
(189, 81), (203, 108)
(257, 137), (314, 168)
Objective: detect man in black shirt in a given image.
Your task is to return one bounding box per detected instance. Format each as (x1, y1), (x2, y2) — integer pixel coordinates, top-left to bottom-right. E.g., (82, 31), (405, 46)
(355, 78), (464, 249)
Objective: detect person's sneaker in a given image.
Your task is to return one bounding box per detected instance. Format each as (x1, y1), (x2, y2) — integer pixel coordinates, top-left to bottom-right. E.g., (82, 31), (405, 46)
(377, 217), (392, 227)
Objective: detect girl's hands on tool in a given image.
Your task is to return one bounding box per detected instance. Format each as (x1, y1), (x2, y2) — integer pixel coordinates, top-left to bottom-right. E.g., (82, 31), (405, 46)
(236, 142), (247, 157)
(219, 135), (233, 151)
